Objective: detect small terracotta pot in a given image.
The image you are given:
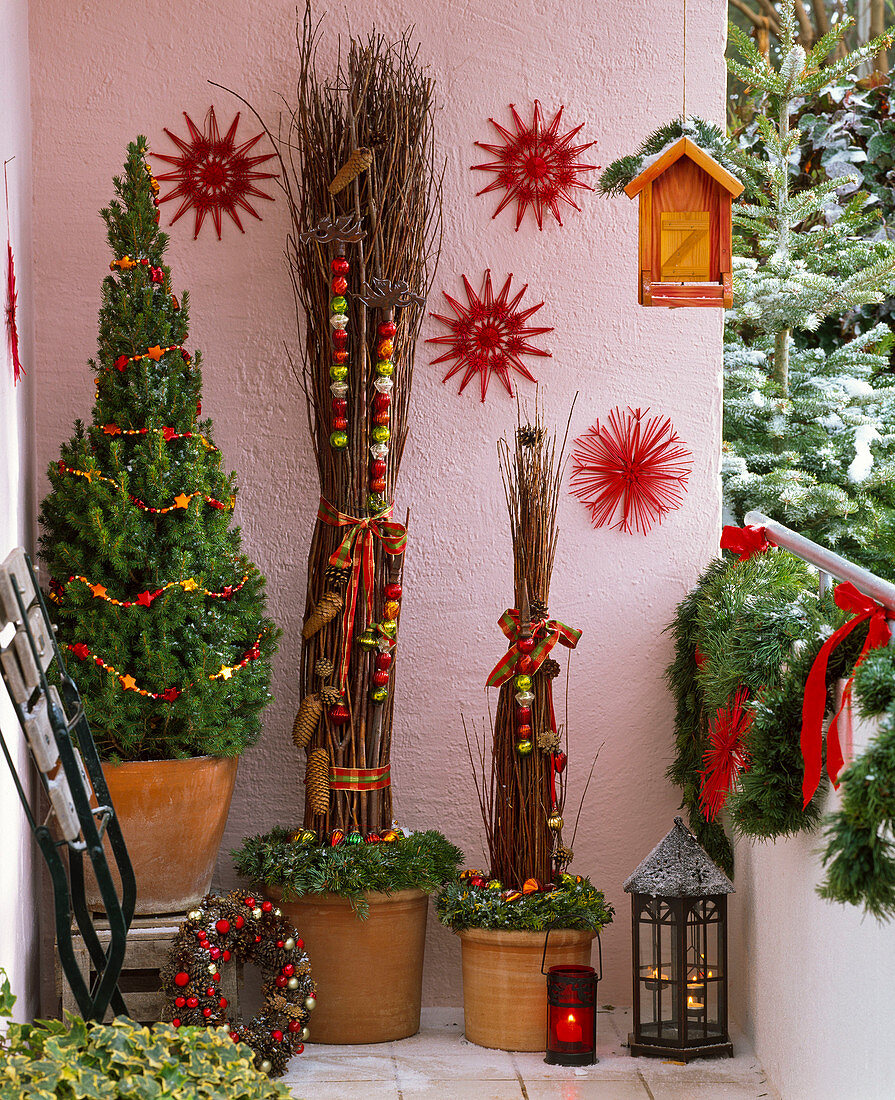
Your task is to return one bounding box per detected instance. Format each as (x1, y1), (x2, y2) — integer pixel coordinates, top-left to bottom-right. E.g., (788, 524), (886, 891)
(86, 756), (239, 915)
(270, 886), (428, 1044)
(459, 926), (596, 1051)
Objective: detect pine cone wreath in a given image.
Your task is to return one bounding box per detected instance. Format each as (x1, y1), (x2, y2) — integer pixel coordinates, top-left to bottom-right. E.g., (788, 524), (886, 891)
(292, 694), (322, 750)
(315, 657), (335, 680)
(328, 147), (373, 195)
(537, 727), (561, 752)
(302, 590), (343, 638)
(306, 749), (330, 815)
(319, 685), (341, 706)
(540, 657), (561, 679)
(324, 565), (350, 591)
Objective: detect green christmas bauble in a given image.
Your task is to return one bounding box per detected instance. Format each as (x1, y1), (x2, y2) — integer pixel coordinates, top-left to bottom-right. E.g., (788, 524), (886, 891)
(367, 493), (387, 513)
(329, 364), (348, 381)
(486, 879), (502, 890)
(516, 739), (533, 755)
(371, 425), (390, 444)
(378, 619), (398, 638)
(330, 430), (348, 449)
(370, 686), (389, 704)
(346, 830), (364, 845)
(514, 674), (532, 691)
(330, 296), (348, 313)
(376, 359), (394, 377)
(358, 628), (378, 650)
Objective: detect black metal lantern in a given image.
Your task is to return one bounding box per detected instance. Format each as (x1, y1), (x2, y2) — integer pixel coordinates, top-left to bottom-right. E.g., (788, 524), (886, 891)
(624, 817), (734, 1062)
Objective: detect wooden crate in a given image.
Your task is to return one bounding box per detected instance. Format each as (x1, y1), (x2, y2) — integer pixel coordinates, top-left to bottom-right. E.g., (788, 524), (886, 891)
(57, 913), (240, 1023)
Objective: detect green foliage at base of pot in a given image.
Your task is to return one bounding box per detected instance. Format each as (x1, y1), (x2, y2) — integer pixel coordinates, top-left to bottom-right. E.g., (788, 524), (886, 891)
(436, 875), (614, 934)
(0, 971), (288, 1100)
(233, 827), (463, 917)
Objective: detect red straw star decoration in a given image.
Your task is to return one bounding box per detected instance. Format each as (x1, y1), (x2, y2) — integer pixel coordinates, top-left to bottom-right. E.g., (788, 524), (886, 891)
(154, 107), (277, 240)
(427, 270), (552, 402)
(570, 407), (692, 534)
(472, 101), (598, 231)
(699, 687), (753, 821)
(4, 161), (24, 385)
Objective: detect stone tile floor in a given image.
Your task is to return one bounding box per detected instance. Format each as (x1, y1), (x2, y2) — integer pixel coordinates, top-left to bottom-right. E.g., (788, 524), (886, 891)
(283, 1007), (780, 1100)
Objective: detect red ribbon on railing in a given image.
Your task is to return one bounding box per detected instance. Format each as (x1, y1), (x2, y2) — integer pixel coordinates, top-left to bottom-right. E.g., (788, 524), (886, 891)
(720, 524), (773, 561)
(317, 497), (407, 687)
(801, 582), (891, 807)
(486, 609), (581, 688)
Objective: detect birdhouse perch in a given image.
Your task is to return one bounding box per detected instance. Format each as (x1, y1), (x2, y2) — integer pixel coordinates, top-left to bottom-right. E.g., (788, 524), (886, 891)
(624, 137), (743, 308)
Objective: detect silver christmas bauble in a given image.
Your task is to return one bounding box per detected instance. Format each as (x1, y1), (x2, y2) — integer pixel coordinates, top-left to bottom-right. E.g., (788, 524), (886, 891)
(283, 937), (295, 951)
(304, 996), (317, 1011)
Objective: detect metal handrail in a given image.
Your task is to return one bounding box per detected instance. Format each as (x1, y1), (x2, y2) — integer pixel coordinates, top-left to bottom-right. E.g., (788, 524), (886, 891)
(745, 510), (895, 617)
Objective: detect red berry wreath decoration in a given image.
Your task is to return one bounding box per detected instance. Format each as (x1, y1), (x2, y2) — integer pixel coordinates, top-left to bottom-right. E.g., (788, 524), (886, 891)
(161, 891), (316, 1077)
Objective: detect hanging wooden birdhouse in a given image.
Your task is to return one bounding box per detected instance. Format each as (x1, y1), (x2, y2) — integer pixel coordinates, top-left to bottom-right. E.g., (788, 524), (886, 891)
(623, 137), (743, 308)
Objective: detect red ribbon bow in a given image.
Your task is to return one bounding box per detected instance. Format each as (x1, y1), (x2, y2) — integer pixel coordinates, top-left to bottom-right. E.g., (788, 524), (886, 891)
(801, 582), (891, 807)
(486, 609), (581, 688)
(317, 497), (407, 688)
(720, 524), (772, 561)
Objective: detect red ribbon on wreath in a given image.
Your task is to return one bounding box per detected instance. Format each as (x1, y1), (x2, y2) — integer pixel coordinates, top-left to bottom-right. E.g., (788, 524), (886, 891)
(801, 582), (891, 807)
(720, 524), (773, 562)
(317, 497), (407, 687)
(486, 609), (581, 688)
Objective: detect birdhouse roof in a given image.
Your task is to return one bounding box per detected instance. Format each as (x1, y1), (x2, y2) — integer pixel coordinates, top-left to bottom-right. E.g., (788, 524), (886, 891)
(623, 817), (735, 897)
(623, 136), (744, 200)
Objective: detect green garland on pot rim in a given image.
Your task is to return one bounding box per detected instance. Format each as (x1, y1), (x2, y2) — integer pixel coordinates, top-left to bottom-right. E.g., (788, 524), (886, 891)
(436, 872), (614, 933)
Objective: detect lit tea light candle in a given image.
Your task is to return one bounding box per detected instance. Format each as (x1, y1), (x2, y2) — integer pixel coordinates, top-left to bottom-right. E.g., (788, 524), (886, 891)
(556, 1012), (583, 1044)
(687, 995), (705, 1015)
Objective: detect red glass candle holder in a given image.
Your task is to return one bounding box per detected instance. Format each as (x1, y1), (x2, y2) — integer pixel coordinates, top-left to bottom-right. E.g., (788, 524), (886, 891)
(544, 960), (599, 1066)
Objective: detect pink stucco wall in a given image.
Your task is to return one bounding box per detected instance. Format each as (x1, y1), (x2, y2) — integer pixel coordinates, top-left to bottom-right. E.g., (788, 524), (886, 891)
(28, 0), (726, 1005)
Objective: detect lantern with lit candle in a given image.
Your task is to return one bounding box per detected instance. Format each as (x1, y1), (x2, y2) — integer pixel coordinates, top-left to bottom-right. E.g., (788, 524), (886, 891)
(543, 938), (600, 1065)
(624, 817), (734, 1061)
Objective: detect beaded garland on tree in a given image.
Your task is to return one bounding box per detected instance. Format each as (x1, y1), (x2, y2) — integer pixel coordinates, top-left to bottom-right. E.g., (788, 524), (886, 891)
(161, 891), (316, 1078)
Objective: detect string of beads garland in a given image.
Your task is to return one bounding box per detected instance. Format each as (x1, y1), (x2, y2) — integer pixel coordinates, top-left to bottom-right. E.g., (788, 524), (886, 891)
(98, 422), (216, 450)
(56, 569), (249, 608)
(56, 461), (232, 513)
(111, 344), (190, 371)
(66, 631), (264, 699)
(368, 318), (395, 511)
(161, 890), (316, 1077)
(329, 254), (350, 449)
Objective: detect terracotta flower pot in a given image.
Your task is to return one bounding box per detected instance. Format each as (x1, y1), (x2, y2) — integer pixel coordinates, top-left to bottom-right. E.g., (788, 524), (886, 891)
(459, 926), (596, 1051)
(270, 886), (428, 1044)
(86, 756), (239, 915)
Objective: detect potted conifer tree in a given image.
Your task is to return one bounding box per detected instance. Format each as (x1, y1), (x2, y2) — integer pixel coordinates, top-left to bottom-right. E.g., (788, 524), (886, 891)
(436, 414), (614, 1052)
(39, 138), (278, 914)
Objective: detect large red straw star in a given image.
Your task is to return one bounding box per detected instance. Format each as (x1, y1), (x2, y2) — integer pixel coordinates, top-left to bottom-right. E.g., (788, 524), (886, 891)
(699, 687), (753, 821)
(154, 107), (277, 240)
(472, 101), (598, 231)
(427, 270), (552, 402)
(4, 161), (23, 385)
(570, 407), (692, 534)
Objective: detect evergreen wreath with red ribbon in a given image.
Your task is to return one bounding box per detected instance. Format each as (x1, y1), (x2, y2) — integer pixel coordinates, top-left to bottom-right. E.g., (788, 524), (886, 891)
(161, 890), (316, 1077)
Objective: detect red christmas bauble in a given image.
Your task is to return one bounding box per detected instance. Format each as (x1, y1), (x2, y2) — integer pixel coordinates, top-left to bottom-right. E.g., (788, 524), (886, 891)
(517, 724), (532, 739)
(378, 320), (397, 338)
(370, 477), (387, 493)
(276, 975), (288, 989)
(384, 582), (402, 601)
(187, 996), (199, 1008)
(333, 348), (349, 363)
(206, 987), (216, 997)
(222, 950), (231, 961)
(272, 1030), (284, 1042)
(334, 416), (349, 430)
(371, 459), (387, 478)
(375, 650), (393, 670)
(235, 915), (244, 929)
(283, 963), (295, 976)
(469, 875), (486, 888)
(333, 398), (347, 416)
(374, 392), (391, 413)
(373, 412), (390, 426)
(277, 940), (285, 949)
(203, 1007), (213, 1018)
(175, 996), (186, 1008)
(329, 703), (350, 725)
(220, 997), (228, 1009)
(553, 751), (568, 774)
(196, 931), (207, 941)
(518, 636), (536, 654)
(288, 1019), (302, 1033)
(331, 276), (348, 295)
(245, 897), (256, 907)
(172, 1018), (181, 1027)
(331, 256), (349, 275)
(230, 1031), (240, 1042)
(262, 901), (273, 913)
(209, 946), (221, 961)
(212, 972), (221, 981)
(517, 655), (533, 673)
(174, 972), (190, 987)
(297, 938), (305, 949)
(296, 1044), (305, 1055)
(365, 833), (380, 843)
(373, 669), (390, 687)
(516, 705), (531, 722)
(215, 919), (230, 935)
(114, 354), (129, 370)
(332, 328), (348, 347)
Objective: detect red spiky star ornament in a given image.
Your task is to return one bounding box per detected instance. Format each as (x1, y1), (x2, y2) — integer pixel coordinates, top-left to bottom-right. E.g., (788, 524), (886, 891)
(699, 687), (753, 821)
(154, 107), (277, 240)
(427, 271), (553, 402)
(570, 407), (692, 535)
(472, 101), (598, 231)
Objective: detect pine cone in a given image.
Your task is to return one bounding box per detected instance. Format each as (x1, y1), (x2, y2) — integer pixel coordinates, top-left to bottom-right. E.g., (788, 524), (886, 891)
(319, 685), (341, 706)
(518, 424), (543, 448)
(329, 147), (373, 195)
(529, 597), (548, 621)
(302, 590), (343, 638)
(292, 694), (322, 750)
(540, 657), (561, 679)
(324, 565), (350, 591)
(315, 657), (334, 680)
(306, 749), (330, 815)
(537, 727), (561, 752)
(554, 844), (574, 868)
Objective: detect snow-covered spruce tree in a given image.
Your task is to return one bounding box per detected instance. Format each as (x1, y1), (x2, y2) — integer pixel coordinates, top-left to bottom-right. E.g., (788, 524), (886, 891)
(724, 4), (895, 576)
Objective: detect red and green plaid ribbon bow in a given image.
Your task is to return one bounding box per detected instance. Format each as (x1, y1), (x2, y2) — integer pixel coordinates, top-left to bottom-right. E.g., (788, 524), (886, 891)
(486, 608), (581, 688)
(317, 497), (407, 687)
(329, 764), (391, 792)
